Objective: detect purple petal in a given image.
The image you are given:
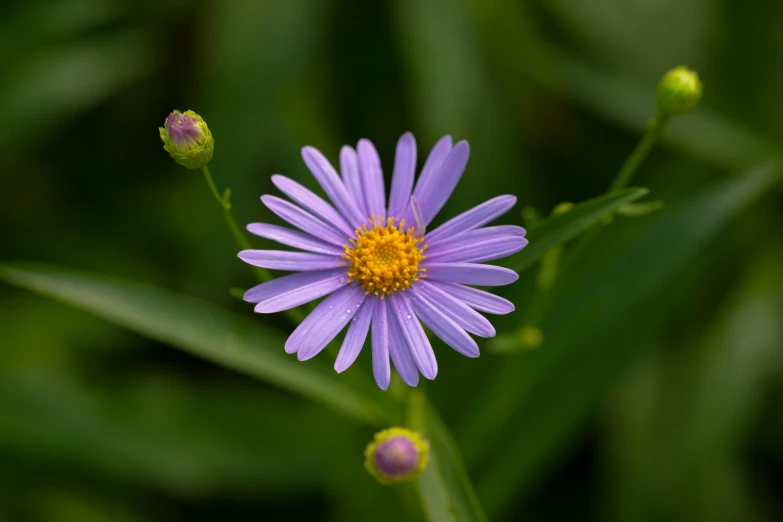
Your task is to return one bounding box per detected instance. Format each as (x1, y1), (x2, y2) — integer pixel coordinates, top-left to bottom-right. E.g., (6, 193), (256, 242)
(271, 175), (355, 238)
(340, 146), (367, 217)
(398, 136), (452, 223)
(371, 297), (391, 390)
(410, 291), (479, 357)
(427, 237), (527, 264)
(408, 140), (470, 225)
(247, 223), (345, 256)
(425, 195), (517, 246)
(410, 196), (426, 234)
(252, 270), (347, 313)
(335, 297), (374, 373)
(425, 227), (528, 263)
(238, 250), (342, 271)
(389, 294), (438, 380)
(302, 146), (365, 228)
(357, 139), (386, 219)
(244, 267), (345, 304)
(423, 262), (519, 286)
(415, 137), (452, 195)
(387, 133), (417, 218)
(285, 285), (366, 357)
(388, 313), (419, 386)
(427, 225), (527, 253)
(413, 280), (495, 337)
(261, 195), (348, 247)
(435, 282), (515, 315)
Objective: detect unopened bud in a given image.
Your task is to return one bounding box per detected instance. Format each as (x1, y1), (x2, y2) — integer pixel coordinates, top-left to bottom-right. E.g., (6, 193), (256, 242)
(364, 427), (429, 485)
(159, 110), (214, 169)
(656, 66), (702, 116)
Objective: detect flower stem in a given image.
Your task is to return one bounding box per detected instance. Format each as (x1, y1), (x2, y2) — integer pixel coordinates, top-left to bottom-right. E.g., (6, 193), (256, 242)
(565, 112), (671, 265)
(201, 165), (227, 210)
(201, 166), (269, 280)
(200, 166), (305, 323)
(608, 111), (670, 192)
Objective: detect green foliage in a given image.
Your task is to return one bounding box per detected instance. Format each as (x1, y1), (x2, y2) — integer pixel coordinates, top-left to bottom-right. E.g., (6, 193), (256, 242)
(506, 187), (648, 271)
(0, 262), (389, 425)
(408, 392), (488, 522)
(2, 0), (783, 520)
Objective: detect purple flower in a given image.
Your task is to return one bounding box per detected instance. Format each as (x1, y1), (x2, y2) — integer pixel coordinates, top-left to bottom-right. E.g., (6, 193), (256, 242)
(239, 133), (527, 389)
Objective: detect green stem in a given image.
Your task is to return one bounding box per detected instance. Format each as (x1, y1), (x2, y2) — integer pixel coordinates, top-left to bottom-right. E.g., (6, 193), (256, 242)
(200, 166), (305, 323)
(608, 111), (670, 192)
(565, 111), (671, 265)
(201, 165), (227, 210)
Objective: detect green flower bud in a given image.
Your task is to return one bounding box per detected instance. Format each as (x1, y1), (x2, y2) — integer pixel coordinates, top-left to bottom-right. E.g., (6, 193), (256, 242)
(656, 66), (703, 116)
(364, 427), (429, 485)
(159, 110), (214, 169)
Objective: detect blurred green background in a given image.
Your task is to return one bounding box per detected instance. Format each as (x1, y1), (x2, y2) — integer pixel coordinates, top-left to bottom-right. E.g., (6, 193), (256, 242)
(1, 0), (782, 520)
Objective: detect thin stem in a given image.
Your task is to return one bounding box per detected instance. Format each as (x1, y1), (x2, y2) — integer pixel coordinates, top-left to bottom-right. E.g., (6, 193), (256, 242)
(200, 166), (305, 323)
(565, 111), (671, 266)
(608, 112), (670, 192)
(201, 165), (227, 210)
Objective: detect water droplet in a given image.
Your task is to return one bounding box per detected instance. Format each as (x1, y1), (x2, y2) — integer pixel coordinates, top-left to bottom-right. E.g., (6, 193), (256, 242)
(346, 309), (351, 313)
(406, 314), (411, 319)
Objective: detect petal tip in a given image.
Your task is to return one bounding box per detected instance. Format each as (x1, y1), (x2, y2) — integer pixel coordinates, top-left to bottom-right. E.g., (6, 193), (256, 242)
(284, 338), (298, 354)
(357, 138), (376, 152)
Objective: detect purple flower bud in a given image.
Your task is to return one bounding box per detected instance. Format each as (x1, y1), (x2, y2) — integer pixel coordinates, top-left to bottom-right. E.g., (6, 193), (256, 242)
(375, 436), (419, 478)
(159, 110), (214, 169)
(165, 112), (205, 149)
(364, 427), (429, 485)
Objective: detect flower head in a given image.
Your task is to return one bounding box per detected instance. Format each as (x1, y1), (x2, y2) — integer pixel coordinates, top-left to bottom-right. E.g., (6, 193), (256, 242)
(364, 427), (429, 485)
(239, 133), (527, 389)
(657, 66), (702, 116)
(159, 110), (214, 169)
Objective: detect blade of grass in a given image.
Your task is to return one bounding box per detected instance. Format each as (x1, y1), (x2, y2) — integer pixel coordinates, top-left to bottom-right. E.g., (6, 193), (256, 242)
(408, 391), (488, 522)
(0, 262), (390, 425)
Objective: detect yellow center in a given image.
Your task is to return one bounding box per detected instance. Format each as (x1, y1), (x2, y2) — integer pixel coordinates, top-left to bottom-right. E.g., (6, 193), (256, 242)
(343, 217), (427, 297)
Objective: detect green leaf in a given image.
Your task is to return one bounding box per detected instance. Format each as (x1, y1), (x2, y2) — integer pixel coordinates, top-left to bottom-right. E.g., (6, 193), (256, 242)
(0, 262), (389, 425)
(616, 199), (665, 217)
(408, 392), (487, 522)
(506, 187), (648, 272)
(463, 159), (781, 518)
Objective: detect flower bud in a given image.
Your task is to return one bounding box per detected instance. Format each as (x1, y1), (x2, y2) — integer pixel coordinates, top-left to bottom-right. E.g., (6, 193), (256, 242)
(364, 427), (429, 485)
(656, 66), (702, 117)
(159, 110), (214, 169)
